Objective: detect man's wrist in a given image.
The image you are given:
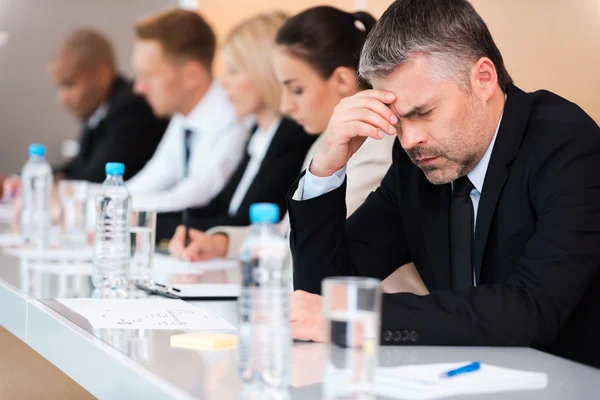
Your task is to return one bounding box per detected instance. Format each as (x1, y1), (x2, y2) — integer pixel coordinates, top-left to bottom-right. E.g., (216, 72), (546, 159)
(309, 157), (339, 178)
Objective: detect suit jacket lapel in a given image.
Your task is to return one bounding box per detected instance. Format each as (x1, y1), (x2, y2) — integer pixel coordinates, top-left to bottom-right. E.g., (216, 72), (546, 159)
(473, 84), (532, 282)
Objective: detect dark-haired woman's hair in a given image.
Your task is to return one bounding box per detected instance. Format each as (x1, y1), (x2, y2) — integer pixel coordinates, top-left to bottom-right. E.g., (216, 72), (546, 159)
(275, 6), (376, 89)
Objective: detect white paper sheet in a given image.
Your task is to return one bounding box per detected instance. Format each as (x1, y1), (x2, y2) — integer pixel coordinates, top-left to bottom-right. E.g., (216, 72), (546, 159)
(153, 253), (238, 273)
(58, 298), (236, 330)
(6, 246), (94, 261)
(375, 362), (548, 399)
(172, 283), (240, 298)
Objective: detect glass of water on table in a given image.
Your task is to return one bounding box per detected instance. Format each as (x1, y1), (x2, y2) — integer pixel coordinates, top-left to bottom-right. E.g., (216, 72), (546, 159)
(58, 180), (89, 247)
(128, 209), (156, 288)
(322, 276), (382, 399)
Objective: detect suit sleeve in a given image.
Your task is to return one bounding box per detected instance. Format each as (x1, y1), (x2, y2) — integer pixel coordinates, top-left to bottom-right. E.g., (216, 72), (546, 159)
(288, 140), (412, 295)
(379, 121), (600, 348)
(65, 99), (165, 182)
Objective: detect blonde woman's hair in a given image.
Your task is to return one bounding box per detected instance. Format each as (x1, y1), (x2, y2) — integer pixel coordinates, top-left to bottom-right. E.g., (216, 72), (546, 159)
(222, 11), (288, 112)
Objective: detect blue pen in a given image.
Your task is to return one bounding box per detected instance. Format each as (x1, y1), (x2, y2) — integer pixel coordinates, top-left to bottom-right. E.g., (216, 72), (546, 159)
(441, 362), (481, 378)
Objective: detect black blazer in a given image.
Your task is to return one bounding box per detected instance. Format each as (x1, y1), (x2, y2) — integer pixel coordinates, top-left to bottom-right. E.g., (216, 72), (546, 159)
(156, 117), (315, 239)
(287, 84), (600, 368)
(55, 76), (168, 182)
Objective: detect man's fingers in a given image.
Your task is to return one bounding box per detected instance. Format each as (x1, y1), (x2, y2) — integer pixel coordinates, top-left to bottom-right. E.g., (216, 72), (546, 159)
(291, 321), (325, 343)
(291, 321), (310, 341)
(196, 250), (216, 261)
(187, 252), (203, 262)
(183, 231), (214, 260)
(173, 225), (186, 239)
(344, 95), (398, 126)
(168, 226), (187, 259)
(344, 108), (396, 136)
(183, 238), (207, 260)
(188, 229), (205, 240)
(290, 290), (310, 321)
(345, 121), (386, 140)
(353, 89), (396, 104)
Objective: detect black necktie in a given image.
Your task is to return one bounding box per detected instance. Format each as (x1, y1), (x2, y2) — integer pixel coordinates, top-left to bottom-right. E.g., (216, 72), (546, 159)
(182, 128), (194, 235)
(450, 176), (475, 290)
(183, 128), (193, 178)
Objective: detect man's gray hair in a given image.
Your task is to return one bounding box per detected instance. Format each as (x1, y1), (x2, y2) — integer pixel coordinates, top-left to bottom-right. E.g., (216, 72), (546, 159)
(358, 0), (512, 91)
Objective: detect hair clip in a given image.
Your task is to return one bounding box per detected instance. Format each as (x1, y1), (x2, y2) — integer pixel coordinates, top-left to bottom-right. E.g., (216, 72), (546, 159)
(354, 20), (366, 32)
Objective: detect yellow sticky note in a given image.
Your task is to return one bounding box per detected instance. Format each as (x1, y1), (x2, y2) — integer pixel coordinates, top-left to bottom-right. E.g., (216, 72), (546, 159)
(170, 332), (238, 351)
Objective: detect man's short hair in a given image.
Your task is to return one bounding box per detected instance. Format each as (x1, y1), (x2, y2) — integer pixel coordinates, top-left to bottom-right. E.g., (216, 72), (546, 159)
(57, 28), (116, 71)
(359, 0), (513, 92)
(135, 9), (216, 71)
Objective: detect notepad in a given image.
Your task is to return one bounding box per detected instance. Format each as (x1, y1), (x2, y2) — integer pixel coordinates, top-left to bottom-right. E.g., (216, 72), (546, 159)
(170, 332), (238, 350)
(58, 298), (236, 330)
(375, 362), (548, 399)
(172, 283), (240, 299)
(153, 253), (238, 273)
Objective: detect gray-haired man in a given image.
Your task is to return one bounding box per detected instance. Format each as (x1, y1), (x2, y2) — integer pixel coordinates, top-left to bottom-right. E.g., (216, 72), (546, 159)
(286, 0), (600, 368)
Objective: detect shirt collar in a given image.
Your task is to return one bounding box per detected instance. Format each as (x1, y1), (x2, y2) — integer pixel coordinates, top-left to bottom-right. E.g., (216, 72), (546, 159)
(247, 116), (282, 158)
(467, 95), (507, 193)
(86, 102), (109, 129)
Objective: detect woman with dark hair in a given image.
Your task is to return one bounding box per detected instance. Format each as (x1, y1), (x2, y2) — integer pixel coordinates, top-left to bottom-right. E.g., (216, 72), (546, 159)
(169, 7), (397, 267)
(274, 7), (378, 134)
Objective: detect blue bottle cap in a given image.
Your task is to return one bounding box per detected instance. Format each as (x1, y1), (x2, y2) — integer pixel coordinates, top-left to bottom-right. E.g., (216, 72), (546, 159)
(28, 144), (46, 156)
(105, 162), (125, 176)
(249, 203), (280, 224)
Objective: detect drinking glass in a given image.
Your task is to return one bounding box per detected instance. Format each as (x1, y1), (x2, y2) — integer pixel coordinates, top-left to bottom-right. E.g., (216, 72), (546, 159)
(128, 209), (156, 286)
(322, 277), (382, 398)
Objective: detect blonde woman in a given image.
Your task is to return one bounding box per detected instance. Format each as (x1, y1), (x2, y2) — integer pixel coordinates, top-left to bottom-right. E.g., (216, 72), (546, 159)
(164, 12), (314, 241)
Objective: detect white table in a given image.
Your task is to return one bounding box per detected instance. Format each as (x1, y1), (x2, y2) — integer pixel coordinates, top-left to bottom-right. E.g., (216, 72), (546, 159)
(1, 252), (599, 399)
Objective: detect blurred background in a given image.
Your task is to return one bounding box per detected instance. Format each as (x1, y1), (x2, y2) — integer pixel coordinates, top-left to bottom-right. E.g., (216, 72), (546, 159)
(0, 0), (598, 173)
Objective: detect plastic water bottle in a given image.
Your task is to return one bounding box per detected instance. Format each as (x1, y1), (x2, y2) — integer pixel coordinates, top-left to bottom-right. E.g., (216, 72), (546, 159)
(21, 144), (53, 248)
(92, 162), (131, 291)
(238, 203), (292, 389)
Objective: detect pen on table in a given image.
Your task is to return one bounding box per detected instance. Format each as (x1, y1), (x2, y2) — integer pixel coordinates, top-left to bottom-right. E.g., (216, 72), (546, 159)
(441, 362), (481, 378)
(135, 283), (181, 299)
(155, 283), (181, 293)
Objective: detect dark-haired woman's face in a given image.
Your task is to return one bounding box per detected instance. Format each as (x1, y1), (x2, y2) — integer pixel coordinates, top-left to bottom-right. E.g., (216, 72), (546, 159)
(272, 48), (355, 135)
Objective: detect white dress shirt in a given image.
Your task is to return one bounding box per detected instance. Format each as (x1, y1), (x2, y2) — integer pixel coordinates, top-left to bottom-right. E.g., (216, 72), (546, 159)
(461, 115), (501, 232)
(126, 81), (247, 213)
(228, 117), (282, 216)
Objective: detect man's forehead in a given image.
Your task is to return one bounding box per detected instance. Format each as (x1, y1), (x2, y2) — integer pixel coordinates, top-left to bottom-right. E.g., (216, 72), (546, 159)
(371, 63), (440, 116)
(51, 58), (77, 78)
(134, 39), (165, 58)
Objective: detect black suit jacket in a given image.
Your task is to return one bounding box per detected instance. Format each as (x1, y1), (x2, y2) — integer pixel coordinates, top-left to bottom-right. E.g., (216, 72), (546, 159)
(55, 76), (168, 182)
(288, 84), (600, 368)
(155, 117), (315, 239)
